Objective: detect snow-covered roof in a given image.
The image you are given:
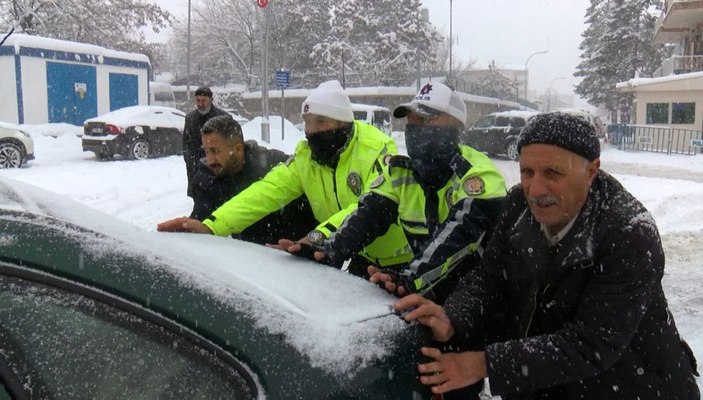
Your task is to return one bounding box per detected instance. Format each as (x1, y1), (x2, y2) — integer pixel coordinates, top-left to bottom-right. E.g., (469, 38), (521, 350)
(243, 85), (522, 108)
(0, 33), (150, 65)
(616, 71), (703, 89)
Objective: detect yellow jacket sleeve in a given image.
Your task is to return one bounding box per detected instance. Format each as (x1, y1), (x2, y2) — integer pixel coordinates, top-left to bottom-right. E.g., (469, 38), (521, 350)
(203, 159), (304, 236)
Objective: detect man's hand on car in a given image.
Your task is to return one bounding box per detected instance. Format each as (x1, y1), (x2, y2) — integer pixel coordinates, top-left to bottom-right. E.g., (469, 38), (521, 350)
(368, 265), (409, 297)
(156, 217), (213, 234)
(270, 238), (326, 262)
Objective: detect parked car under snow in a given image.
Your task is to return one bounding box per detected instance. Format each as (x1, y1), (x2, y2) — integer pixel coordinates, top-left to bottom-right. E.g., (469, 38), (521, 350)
(0, 121), (34, 168)
(0, 177), (431, 399)
(81, 106), (185, 160)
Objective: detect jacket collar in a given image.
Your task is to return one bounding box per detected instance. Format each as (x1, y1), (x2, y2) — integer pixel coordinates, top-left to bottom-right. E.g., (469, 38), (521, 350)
(509, 184), (599, 275)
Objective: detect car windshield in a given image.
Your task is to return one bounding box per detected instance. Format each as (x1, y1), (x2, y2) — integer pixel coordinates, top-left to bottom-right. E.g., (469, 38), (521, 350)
(473, 116), (495, 128)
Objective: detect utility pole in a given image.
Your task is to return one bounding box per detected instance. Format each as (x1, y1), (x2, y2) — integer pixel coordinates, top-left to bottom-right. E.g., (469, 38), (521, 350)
(448, 0), (453, 87)
(186, 0), (191, 99)
(257, 0), (270, 143)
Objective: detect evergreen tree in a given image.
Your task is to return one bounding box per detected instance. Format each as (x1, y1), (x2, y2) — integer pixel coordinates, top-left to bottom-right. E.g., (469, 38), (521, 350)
(575, 0), (665, 122)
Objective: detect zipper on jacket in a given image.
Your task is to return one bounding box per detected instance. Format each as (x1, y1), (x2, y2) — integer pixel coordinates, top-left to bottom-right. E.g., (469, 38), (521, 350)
(524, 284), (550, 337)
(332, 167), (342, 210)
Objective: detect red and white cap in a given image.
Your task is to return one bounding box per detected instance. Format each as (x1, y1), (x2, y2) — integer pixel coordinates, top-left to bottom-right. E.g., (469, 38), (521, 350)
(394, 82), (467, 126)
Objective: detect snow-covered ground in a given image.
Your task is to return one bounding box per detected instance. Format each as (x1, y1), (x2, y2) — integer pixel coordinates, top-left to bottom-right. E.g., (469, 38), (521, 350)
(2, 122), (702, 390)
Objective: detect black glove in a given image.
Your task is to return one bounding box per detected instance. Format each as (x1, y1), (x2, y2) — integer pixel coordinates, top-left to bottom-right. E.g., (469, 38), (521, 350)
(376, 268), (417, 294)
(290, 242), (322, 261)
(291, 242), (345, 269)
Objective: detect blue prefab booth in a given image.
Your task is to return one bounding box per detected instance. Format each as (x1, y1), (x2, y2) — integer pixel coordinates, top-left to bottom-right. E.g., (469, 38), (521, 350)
(0, 34), (150, 125)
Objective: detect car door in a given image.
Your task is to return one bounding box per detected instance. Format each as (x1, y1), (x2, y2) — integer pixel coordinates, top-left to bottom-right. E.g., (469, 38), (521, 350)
(509, 116), (528, 137)
(489, 116), (512, 154)
(145, 110), (181, 156)
(464, 115), (496, 152)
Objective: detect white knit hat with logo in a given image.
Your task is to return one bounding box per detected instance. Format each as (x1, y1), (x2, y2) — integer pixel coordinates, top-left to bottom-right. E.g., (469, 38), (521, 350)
(301, 80), (354, 122)
(394, 82), (467, 126)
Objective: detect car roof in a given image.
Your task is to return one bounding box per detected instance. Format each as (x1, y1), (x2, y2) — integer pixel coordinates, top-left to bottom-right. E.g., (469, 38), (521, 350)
(350, 103), (390, 113)
(484, 110), (539, 119)
(83, 106), (186, 129)
(555, 108), (595, 118)
(0, 177), (411, 385)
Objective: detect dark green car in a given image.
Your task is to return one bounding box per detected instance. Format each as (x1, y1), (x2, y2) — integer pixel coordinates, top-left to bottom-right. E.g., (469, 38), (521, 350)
(0, 178), (431, 399)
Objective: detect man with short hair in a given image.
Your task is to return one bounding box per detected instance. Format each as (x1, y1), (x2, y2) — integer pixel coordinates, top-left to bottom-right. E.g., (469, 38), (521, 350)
(158, 80), (414, 270)
(395, 112), (700, 399)
(159, 115), (314, 245)
(183, 86), (227, 197)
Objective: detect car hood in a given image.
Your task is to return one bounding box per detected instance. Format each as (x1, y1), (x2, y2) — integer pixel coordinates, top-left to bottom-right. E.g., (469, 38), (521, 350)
(0, 177), (411, 379)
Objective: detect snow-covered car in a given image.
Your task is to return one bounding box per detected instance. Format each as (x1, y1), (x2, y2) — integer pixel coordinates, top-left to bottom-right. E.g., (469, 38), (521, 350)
(0, 177), (430, 399)
(0, 121), (34, 168)
(461, 110), (538, 161)
(555, 108), (606, 139)
(224, 108), (250, 126)
(352, 103), (392, 136)
(82, 106), (186, 160)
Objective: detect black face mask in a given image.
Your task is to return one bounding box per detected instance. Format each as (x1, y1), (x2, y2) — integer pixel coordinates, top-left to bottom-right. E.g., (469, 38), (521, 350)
(405, 124), (461, 188)
(306, 124), (352, 167)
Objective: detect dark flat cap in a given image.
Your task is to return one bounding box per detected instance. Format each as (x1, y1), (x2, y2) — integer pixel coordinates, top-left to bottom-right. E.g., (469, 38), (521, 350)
(518, 111), (600, 161)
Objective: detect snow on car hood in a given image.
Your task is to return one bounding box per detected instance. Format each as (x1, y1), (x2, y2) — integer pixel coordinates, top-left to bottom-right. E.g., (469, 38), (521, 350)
(0, 177), (409, 376)
(83, 106), (185, 130)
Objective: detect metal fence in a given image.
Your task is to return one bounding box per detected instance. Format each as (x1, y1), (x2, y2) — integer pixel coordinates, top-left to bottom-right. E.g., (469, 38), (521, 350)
(607, 124), (703, 155)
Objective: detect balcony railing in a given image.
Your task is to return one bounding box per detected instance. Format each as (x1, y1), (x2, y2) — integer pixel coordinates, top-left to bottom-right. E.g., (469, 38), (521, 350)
(653, 55), (703, 77)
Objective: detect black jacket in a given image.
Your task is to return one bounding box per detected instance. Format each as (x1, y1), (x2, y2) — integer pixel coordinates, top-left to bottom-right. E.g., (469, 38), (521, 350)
(445, 171), (699, 399)
(190, 141), (315, 245)
(183, 105), (228, 196)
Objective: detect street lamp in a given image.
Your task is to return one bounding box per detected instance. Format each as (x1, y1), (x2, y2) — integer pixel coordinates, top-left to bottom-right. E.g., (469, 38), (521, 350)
(547, 76), (567, 111)
(524, 50), (548, 109)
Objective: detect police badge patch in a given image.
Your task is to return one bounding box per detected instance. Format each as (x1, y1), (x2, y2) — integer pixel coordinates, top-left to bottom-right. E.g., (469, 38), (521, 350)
(347, 172), (362, 196)
(463, 177), (486, 196)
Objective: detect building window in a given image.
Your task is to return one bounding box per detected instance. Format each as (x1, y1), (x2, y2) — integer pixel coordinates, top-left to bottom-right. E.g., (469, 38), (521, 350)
(671, 102), (695, 124)
(646, 103), (669, 124)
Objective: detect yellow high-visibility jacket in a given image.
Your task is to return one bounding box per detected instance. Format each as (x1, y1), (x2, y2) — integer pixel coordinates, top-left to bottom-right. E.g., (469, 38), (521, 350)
(203, 121), (414, 267)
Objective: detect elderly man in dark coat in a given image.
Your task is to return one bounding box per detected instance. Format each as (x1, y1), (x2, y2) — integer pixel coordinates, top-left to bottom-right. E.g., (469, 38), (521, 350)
(395, 111), (699, 399)
(183, 86), (228, 197)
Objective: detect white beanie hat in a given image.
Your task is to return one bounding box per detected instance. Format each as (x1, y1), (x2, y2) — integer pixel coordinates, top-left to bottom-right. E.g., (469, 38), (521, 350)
(393, 82), (467, 126)
(301, 80), (354, 122)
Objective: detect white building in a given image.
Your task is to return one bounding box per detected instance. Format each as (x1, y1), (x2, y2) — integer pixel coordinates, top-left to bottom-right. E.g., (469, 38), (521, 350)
(617, 0), (703, 131)
(0, 34), (150, 125)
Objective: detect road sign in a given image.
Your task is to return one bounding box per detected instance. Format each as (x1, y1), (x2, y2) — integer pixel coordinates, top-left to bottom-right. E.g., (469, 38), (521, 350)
(275, 69), (290, 89)
(257, 0), (268, 8)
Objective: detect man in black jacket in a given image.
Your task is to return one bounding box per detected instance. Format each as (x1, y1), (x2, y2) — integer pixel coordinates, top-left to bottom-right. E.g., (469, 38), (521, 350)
(162, 115), (314, 245)
(183, 86), (228, 197)
(394, 112), (699, 399)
